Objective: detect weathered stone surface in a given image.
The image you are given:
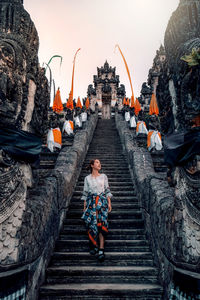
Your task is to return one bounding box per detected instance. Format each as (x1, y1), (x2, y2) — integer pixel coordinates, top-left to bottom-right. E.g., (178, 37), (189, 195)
(162, 0), (200, 130)
(0, 5), (50, 273)
(115, 111), (200, 299)
(0, 0), (49, 133)
(0, 111), (98, 299)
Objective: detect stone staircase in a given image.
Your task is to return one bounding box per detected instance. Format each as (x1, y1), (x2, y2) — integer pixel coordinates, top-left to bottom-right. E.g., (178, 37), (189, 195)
(39, 118), (163, 299)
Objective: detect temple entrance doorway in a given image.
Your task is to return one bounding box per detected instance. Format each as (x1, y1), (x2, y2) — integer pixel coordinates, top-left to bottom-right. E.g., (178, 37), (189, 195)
(102, 94), (111, 119)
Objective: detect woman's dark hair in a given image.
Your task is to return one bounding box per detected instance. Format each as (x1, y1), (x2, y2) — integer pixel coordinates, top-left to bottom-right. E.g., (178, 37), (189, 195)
(86, 159), (98, 173)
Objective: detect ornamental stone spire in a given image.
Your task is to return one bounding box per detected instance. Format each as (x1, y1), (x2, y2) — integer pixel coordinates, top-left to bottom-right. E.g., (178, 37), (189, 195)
(0, 0), (39, 55)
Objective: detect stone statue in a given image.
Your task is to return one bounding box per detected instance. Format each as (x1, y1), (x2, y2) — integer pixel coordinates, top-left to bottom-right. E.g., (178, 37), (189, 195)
(149, 0), (200, 296)
(164, 0), (200, 131)
(0, 0), (50, 271)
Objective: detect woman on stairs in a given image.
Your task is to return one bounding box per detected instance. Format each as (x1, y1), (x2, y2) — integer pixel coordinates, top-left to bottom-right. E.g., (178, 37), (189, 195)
(81, 159), (112, 262)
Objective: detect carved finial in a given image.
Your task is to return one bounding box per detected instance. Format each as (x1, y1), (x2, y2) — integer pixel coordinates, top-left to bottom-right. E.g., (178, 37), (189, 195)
(104, 60), (109, 70)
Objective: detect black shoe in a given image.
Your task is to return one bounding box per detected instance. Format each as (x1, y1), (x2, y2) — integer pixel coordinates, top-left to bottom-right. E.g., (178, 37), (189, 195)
(90, 247), (98, 255)
(98, 249), (105, 262)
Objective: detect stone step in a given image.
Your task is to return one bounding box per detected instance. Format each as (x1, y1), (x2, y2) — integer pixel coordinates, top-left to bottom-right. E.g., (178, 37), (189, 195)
(61, 228), (145, 235)
(50, 252), (154, 267)
(79, 174), (132, 179)
(87, 151), (123, 154)
(66, 210), (142, 220)
(85, 155), (125, 158)
(69, 202), (140, 209)
(71, 194), (136, 199)
(54, 243), (150, 253)
(76, 177), (132, 182)
(74, 186), (134, 193)
(154, 166), (168, 172)
(62, 224), (146, 234)
(88, 149), (123, 152)
(72, 190), (136, 197)
(68, 208), (141, 214)
(45, 266), (158, 284)
(39, 283), (163, 299)
(81, 167), (129, 171)
(71, 197), (138, 205)
(85, 158), (127, 162)
(80, 171), (131, 176)
(84, 158), (127, 162)
(76, 182), (135, 189)
(63, 219), (144, 228)
(59, 234), (145, 241)
(82, 163), (128, 168)
(55, 240), (149, 252)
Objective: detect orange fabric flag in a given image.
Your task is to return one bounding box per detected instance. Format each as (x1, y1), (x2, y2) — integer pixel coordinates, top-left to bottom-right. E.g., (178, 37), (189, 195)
(69, 121), (74, 131)
(123, 97), (126, 105)
(52, 88), (63, 113)
(147, 131), (162, 149)
(147, 131), (154, 148)
(136, 121), (146, 133)
(85, 97), (90, 109)
(130, 96), (135, 108)
(52, 128), (62, 146)
(134, 98), (141, 116)
(126, 98), (130, 106)
(115, 44), (135, 105)
(76, 97), (82, 109)
(136, 122), (141, 133)
(66, 92), (74, 110)
(67, 48), (81, 110)
(149, 93), (159, 115)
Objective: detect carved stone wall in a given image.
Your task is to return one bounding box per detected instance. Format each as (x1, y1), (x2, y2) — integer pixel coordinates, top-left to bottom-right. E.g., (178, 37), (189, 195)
(0, 0), (50, 269)
(163, 0), (200, 131)
(0, 111), (98, 299)
(134, 0), (200, 297)
(0, 0), (49, 134)
(115, 112), (200, 298)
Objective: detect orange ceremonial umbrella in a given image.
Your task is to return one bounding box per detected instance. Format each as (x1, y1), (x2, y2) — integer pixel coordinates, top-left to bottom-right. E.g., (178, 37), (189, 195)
(76, 97), (82, 109)
(134, 98), (141, 116)
(85, 97), (90, 109)
(52, 88), (63, 113)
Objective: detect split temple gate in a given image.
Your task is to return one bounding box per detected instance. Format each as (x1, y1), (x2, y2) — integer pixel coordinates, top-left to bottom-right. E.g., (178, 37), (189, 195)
(87, 61), (126, 119)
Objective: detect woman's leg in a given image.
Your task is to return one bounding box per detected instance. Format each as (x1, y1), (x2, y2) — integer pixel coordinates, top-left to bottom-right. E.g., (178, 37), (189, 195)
(99, 232), (105, 249)
(98, 232), (105, 262)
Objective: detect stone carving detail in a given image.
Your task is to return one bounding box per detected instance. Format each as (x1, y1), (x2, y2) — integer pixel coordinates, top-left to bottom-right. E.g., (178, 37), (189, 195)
(0, 0), (50, 267)
(117, 84), (126, 98)
(87, 84), (96, 97)
(0, 1), (49, 133)
(87, 60), (126, 112)
(164, 0), (200, 130)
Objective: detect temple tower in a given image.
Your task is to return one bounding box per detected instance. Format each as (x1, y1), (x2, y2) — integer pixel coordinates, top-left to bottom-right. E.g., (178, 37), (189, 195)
(87, 61), (126, 119)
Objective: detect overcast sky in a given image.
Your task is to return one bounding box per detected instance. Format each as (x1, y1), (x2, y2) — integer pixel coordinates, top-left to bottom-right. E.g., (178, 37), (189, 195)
(24, 0), (179, 104)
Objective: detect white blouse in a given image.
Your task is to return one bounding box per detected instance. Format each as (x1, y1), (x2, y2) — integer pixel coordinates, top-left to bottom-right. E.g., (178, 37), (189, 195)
(81, 173), (113, 201)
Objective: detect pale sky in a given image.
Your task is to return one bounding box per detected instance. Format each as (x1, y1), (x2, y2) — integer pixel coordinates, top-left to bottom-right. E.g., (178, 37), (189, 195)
(24, 0), (179, 104)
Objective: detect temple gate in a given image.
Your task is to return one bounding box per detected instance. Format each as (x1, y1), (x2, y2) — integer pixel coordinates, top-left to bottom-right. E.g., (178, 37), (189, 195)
(87, 61), (126, 118)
